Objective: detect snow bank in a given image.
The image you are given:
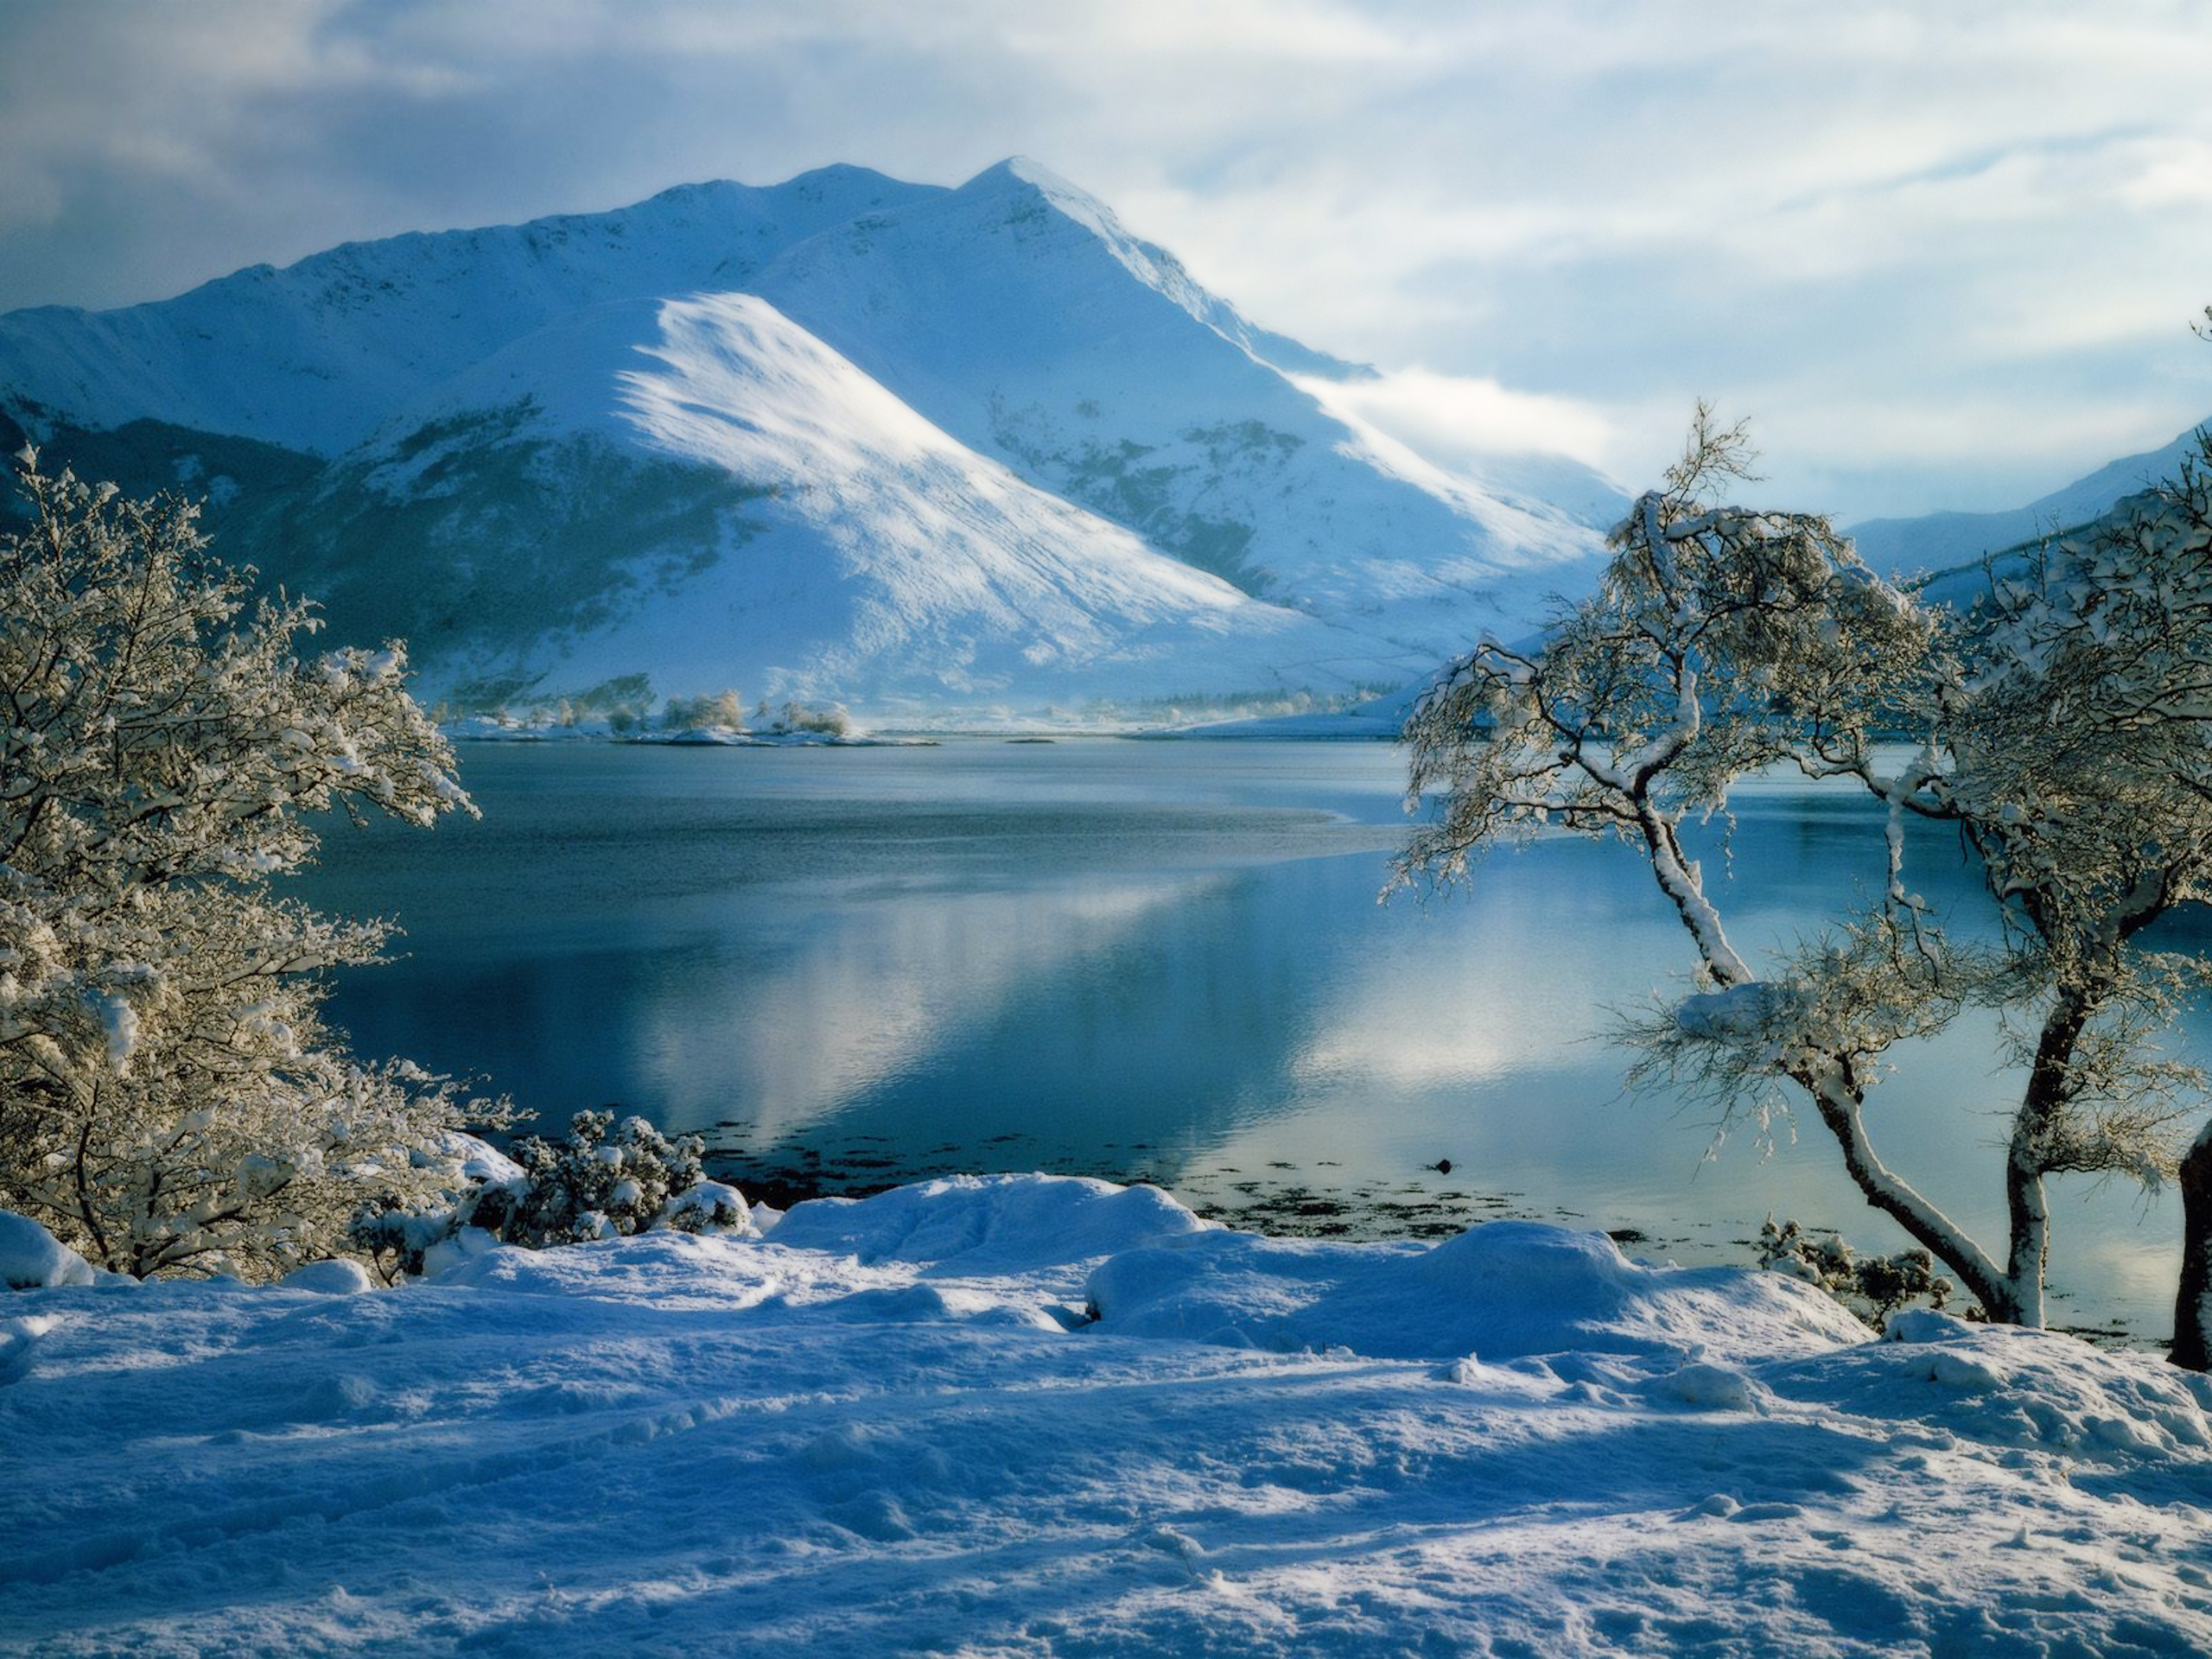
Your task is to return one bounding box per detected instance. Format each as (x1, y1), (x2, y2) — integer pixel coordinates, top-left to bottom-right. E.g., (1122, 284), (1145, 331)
(0, 1211), (95, 1290)
(3, 1174), (2210, 1656)
(1088, 1217), (1869, 1363)
(276, 1259), (374, 1295)
(1768, 1308), (2212, 1465)
(771, 1173), (1212, 1276)
(430, 1224), (775, 1301)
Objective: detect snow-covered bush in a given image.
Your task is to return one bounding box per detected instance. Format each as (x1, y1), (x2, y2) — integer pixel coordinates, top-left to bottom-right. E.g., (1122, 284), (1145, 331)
(753, 697), (852, 737)
(1757, 1217), (1953, 1332)
(352, 1110), (748, 1278)
(0, 453), (500, 1281)
(661, 689), (747, 732)
(480, 1110), (705, 1245)
(660, 1179), (751, 1234)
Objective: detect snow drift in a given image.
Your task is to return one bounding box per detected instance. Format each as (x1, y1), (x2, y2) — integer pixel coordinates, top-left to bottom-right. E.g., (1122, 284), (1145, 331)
(4, 1174), (2210, 1656)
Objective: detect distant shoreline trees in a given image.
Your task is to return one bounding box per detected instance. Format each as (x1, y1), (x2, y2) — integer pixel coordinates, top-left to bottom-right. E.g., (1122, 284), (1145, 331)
(1398, 407), (2212, 1359)
(0, 452), (499, 1279)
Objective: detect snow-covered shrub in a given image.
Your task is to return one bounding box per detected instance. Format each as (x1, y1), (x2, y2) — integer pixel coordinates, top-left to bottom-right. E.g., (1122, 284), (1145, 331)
(1757, 1217), (1953, 1332)
(346, 1205), (460, 1283)
(753, 698), (852, 737)
(351, 1111), (747, 1279)
(661, 689), (747, 732)
(660, 1179), (752, 1235)
(480, 1110), (705, 1246)
(0, 454), (501, 1281)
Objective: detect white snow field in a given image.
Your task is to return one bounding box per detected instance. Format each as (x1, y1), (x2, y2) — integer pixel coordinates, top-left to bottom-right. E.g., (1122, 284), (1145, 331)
(5, 1175), (2212, 1656)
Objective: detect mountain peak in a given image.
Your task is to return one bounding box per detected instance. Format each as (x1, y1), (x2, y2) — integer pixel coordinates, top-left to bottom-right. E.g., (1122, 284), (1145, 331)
(969, 156), (1084, 194)
(958, 157), (1117, 232)
(772, 162), (922, 204)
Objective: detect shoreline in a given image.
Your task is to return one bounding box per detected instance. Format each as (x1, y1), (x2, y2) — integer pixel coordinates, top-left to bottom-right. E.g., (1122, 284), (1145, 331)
(703, 1150), (2149, 1351)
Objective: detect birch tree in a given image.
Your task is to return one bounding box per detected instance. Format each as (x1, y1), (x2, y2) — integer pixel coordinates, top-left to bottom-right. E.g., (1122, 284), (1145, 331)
(1397, 408), (2212, 1338)
(0, 452), (496, 1279)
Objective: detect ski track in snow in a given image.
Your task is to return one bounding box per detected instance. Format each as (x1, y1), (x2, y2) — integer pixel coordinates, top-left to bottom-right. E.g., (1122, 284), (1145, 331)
(5, 1175), (2212, 1657)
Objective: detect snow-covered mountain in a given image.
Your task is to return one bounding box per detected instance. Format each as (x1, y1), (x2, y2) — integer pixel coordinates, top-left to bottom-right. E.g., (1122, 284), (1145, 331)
(0, 160), (1620, 725)
(1850, 421), (2208, 580)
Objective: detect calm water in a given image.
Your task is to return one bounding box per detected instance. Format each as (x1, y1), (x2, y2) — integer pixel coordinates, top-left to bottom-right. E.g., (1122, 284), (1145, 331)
(300, 738), (2209, 1342)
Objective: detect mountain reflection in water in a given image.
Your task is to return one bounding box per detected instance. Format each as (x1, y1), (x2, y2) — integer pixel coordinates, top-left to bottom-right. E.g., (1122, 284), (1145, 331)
(300, 738), (2207, 1343)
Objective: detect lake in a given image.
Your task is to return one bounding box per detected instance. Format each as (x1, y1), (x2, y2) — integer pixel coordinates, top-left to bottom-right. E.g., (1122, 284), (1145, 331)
(299, 738), (2209, 1343)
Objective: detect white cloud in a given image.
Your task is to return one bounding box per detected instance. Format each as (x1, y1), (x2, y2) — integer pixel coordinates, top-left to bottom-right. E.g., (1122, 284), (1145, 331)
(4, 0), (2212, 518)
(1300, 367), (1618, 472)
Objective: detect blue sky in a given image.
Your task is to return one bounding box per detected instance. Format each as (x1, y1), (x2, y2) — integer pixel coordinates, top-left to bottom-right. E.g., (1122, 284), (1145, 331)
(5, 0), (2211, 520)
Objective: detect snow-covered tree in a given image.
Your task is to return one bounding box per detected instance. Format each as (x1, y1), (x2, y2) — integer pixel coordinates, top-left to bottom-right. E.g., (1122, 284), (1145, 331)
(1397, 408), (2212, 1341)
(0, 452), (498, 1280)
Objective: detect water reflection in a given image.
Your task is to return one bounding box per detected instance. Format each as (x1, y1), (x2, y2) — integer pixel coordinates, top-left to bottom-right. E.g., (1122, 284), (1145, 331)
(629, 873), (1220, 1144)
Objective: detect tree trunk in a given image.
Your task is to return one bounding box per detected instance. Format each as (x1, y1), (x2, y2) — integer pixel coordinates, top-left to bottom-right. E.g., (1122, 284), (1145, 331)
(2001, 991), (2094, 1331)
(1802, 1063), (2021, 1324)
(2171, 1121), (2212, 1370)
(2002, 1153), (2047, 1329)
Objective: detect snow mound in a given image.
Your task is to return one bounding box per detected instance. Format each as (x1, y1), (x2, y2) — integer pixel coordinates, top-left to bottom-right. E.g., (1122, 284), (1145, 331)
(1768, 1316), (2212, 1469)
(425, 1205), (1073, 1328)
(816, 1282), (1066, 1332)
(0, 1212), (95, 1291)
(771, 1173), (1214, 1274)
(1087, 1218), (1870, 1363)
(1651, 1358), (1771, 1413)
(431, 1226), (777, 1304)
(276, 1259), (374, 1295)
(419, 1224), (504, 1281)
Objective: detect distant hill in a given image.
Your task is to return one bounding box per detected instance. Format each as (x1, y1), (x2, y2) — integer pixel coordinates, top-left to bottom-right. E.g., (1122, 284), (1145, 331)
(1849, 423), (2207, 581)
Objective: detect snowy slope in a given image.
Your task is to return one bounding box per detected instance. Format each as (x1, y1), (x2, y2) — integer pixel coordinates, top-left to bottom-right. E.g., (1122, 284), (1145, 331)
(750, 160), (1611, 649)
(1851, 420), (2209, 578)
(299, 291), (1382, 715)
(0, 168), (935, 456)
(0, 160), (1618, 723)
(6, 1176), (2211, 1656)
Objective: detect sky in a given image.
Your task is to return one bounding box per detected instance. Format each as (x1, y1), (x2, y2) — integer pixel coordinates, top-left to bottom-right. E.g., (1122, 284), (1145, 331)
(3, 0), (2211, 521)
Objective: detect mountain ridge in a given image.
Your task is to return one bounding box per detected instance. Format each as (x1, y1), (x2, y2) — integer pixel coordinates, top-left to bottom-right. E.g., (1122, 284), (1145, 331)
(1848, 421), (2209, 578)
(0, 160), (1620, 727)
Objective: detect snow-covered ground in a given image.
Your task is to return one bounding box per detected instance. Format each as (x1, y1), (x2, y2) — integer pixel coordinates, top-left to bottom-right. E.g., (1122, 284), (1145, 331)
(6, 1174), (2211, 1656)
